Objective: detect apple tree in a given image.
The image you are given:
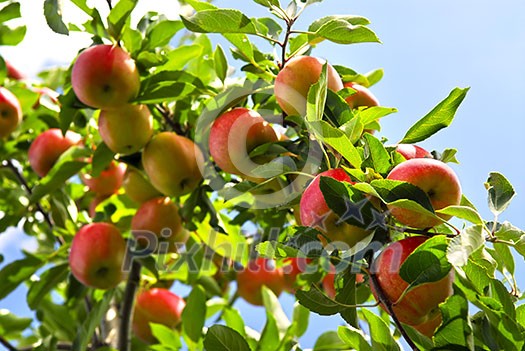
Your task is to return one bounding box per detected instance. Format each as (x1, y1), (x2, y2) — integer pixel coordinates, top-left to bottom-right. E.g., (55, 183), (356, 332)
(0, 0), (524, 350)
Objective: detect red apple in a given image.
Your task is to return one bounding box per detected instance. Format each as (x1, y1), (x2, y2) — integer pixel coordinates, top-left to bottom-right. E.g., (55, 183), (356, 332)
(275, 56), (343, 116)
(282, 257), (311, 293)
(98, 104), (153, 155)
(386, 158), (462, 228)
(71, 44), (140, 109)
(132, 288), (186, 344)
(28, 128), (81, 177)
(236, 257), (285, 306)
(300, 168), (371, 248)
(4, 60), (25, 80)
(412, 313), (442, 337)
(343, 82), (379, 109)
(81, 161), (126, 196)
(131, 197), (188, 253)
(88, 194), (110, 218)
(395, 144), (432, 160)
(142, 132), (204, 197)
(209, 107), (278, 177)
(0, 87), (22, 139)
(122, 167), (162, 204)
(69, 222), (127, 289)
(371, 236), (454, 326)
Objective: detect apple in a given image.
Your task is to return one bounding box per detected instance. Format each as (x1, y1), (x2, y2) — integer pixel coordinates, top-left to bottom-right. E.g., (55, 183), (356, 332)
(28, 128), (81, 177)
(0, 87), (22, 139)
(88, 194), (109, 218)
(131, 197), (188, 253)
(371, 236), (454, 327)
(386, 158), (462, 228)
(81, 161), (126, 196)
(300, 168), (371, 248)
(69, 222), (127, 289)
(275, 56), (344, 116)
(122, 167), (162, 204)
(411, 313), (442, 337)
(395, 144), (432, 160)
(98, 104), (153, 155)
(209, 107), (278, 177)
(142, 132), (204, 197)
(343, 82), (379, 109)
(282, 257), (311, 293)
(4, 60), (25, 80)
(71, 44), (140, 109)
(236, 257), (285, 306)
(322, 266), (364, 299)
(132, 288), (186, 344)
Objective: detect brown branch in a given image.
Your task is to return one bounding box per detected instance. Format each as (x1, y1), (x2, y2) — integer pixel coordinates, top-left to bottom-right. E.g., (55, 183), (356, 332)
(118, 259), (142, 351)
(154, 105), (185, 135)
(0, 336), (18, 351)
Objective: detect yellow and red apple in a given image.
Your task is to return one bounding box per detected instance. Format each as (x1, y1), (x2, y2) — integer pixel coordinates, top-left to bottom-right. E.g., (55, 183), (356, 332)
(0, 87), (22, 139)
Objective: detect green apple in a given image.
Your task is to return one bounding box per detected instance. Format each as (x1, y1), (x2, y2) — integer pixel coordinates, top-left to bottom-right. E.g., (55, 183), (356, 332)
(98, 104), (153, 155)
(71, 44), (140, 109)
(275, 56), (343, 116)
(0, 87), (22, 139)
(209, 107), (278, 177)
(142, 132), (204, 197)
(122, 167), (162, 204)
(131, 197), (188, 253)
(386, 158), (462, 228)
(237, 258), (285, 306)
(69, 222), (127, 289)
(300, 168), (371, 248)
(371, 236), (454, 326)
(132, 288), (186, 344)
(28, 128), (81, 177)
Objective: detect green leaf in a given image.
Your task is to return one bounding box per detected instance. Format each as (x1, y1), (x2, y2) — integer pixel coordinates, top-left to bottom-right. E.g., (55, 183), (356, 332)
(400, 87), (469, 143)
(91, 142), (115, 178)
(306, 63), (329, 121)
(184, 0), (218, 11)
(262, 285), (289, 338)
(0, 310), (32, 338)
(291, 302), (309, 338)
(433, 294), (474, 350)
(222, 307), (246, 337)
(151, 324), (182, 349)
(295, 285), (345, 316)
(203, 325), (251, 351)
(253, 0), (280, 8)
(485, 172), (515, 216)
(72, 290), (115, 351)
(27, 263), (69, 310)
(337, 325), (372, 351)
(357, 106), (397, 126)
(516, 304), (525, 329)
(313, 330), (350, 350)
(182, 285), (206, 342)
(493, 221), (525, 259)
(143, 20), (184, 50)
(310, 18), (380, 45)
(214, 44), (228, 82)
(107, 0), (137, 40)
(0, 2), (21, 23)
(307, 120), (362, 168)
(0, 255), (44, 300)
(447, 225), (485, 268)
(436, 205), (484, 225)
(369, 179), (435, 213)
(361, 309), (401, 351)
(181, 9), (257, 34)
(399, 235), (452, 289)
(43, 0), (69, 35)
(309, 15), (371, 32)
(362, 133), (391, 175)
(0, 24), (26, 45)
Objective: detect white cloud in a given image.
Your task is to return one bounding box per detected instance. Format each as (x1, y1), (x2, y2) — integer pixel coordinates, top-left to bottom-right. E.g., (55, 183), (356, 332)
(0, 226), (37, 258)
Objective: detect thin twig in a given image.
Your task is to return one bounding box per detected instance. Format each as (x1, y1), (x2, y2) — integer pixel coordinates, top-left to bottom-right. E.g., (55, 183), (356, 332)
(368, 271), (420, 351)
(0, 336), (18, 351)
(118, 259), (142, 351)
(106, 0), (113, 10)
(154, 105), (185, 135)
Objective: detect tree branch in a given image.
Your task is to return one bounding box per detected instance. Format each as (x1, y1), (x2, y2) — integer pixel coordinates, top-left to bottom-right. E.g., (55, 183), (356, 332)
(154, 105), (185, 135)
(118, 259), (142, 351)
(0, 336), (18, 351)
(368, 271), (420, 351)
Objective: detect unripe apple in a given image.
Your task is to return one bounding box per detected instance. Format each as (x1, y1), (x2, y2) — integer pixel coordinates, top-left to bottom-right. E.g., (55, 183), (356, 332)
(236, 257), (285, 306)
(81, 161), (126, 196)
(275, 56), (343, 116)
(4, 60), (25, 80)
(28, 128), (81, 177)
(122, 167), (162, 204)
(142, 132), (204, 197)
(71, 44), (140, 109)
(131, 197), (188, 253)
(300, 169), (371, 248)
(386, 158), (462, 228)
(0, 87), (22, 139)
(371, 236), (453, 326)
(69, 222), (127, 289)
(395, 144), (432, 160)
(343, 82), (379, 109)
(132, 288), (186, 344)
(209, 107), (278, 177)
(98, 104), (153, 155)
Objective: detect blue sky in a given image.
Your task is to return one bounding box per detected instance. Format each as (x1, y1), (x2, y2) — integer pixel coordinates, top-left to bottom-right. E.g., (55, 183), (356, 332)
(1, 0), (524, 349)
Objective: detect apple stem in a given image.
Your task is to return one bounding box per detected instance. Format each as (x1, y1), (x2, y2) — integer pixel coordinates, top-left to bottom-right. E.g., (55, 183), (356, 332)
(106, 0), (113, 10)
(118, 259), (142, 351)
(368, 271), (420, 351)
(1, 160), (61, 243)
